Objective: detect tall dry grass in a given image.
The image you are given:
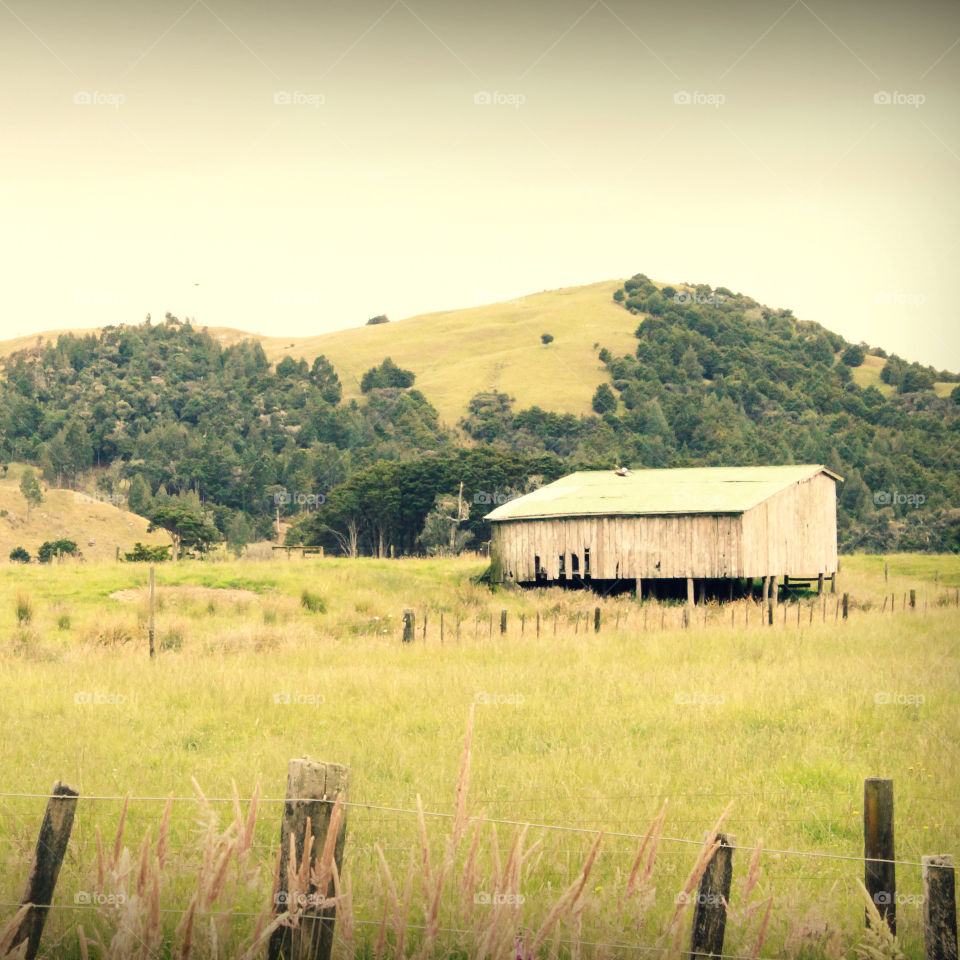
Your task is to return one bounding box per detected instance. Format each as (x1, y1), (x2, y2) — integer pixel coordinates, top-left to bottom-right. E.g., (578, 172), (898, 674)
(12, 711), (782, 960)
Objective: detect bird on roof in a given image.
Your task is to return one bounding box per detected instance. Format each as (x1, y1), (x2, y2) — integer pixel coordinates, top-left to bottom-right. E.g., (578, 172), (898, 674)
(614, 466), (631, 476)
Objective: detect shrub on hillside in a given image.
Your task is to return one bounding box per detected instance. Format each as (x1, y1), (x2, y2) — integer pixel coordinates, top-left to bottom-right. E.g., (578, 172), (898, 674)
(37, 539), (79, 563)
(541, 333), (554, 345)
(124, 542), (172, 562)
(366, 314), (389, 325)
(841, 345), (866, 367)
(360, 357), (415, 392)
(9, 546), (30, 563)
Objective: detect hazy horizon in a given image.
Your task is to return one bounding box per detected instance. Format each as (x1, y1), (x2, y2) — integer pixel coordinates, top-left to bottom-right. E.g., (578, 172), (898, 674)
(2, 0), (958, 369)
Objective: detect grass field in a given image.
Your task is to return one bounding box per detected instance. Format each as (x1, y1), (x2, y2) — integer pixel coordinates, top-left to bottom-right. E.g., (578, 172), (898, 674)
(0, 553), (957, 958)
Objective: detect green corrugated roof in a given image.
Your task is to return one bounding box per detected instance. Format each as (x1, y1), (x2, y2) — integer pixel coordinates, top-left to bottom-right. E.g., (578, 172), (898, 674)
(484, 465), (842, 521)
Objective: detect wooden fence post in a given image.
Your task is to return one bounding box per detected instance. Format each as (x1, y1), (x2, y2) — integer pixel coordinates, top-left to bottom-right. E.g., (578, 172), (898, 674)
(865, 777), (896, 934)
(843, 594), (849, 620)
(575, 612), (581, 633)
(910, 590), (917, 610)
(689, 833), (735, 960)
(440, 612), (444, 645)
(521, 613), (525, 635)
(9, 781), (79, 960)
(884, 562), (889, 583)
(422, 611), (428, 640)
(148, 565), (156, 659)
(402, 609), (414, 643)
(488, 613), (493, 638)
(882, 597), (888, 613)
(536, 611), (540, 637)
(594, 607), (600, 633)
(500, 610), (507, 635)
(831, 573), (837, 594)
(923, 855), (958, 960)
(270, 759), (349, 960)
(818, 572), (825, 595)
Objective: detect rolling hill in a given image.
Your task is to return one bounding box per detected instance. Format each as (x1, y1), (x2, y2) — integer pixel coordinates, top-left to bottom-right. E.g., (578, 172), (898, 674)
(0, 463), (169, 563)
(2, 280), (954, 425)
(0, 282), (655, 425)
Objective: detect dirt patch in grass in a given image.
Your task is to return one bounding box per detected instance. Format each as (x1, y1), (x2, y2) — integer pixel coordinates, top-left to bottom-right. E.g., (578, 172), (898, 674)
(109, 585), (263, 604)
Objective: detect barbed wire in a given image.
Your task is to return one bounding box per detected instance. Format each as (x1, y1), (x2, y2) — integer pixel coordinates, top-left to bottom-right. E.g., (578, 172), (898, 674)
(0, 793), (951, 869)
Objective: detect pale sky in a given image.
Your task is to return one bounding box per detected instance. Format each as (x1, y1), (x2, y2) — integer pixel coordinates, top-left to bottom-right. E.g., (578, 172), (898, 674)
(1, 0), (958, 369)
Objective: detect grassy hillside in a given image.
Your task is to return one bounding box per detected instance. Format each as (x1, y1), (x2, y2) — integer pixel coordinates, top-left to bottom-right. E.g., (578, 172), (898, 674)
(251, 280), (637, 424)
(0, 463), (168, 563)
(0, 281), (953, 423)
(0, 282), (639, 425)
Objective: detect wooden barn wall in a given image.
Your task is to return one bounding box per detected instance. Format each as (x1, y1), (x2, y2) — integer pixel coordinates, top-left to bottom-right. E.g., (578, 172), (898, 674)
(489, 474), (839, 582)
(739, 474), (838, 577)
(490, 513), (745, 582)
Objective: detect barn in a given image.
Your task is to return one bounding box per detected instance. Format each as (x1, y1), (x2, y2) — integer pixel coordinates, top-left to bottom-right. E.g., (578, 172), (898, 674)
(484, 464), (843, 602)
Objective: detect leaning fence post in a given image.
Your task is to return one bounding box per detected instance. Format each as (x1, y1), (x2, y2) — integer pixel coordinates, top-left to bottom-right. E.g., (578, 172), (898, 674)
(923, 855), (958, 960)
(865, 777), (896, 934)
(843, 594), (849, 620)
(500, 610), (507, 635)
(594, 607), (601, 633)
(148, 565), (156, 658)
(422, 611), (428, 640)
(269, 759), (349, 960)
(402, 609), (414, 643)
(10, 781), (79, 960)
(689, 833), (735, 960)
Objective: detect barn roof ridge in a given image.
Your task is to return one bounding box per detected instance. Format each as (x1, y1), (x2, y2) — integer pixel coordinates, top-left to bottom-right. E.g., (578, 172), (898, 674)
(484, 463), (842, 521)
